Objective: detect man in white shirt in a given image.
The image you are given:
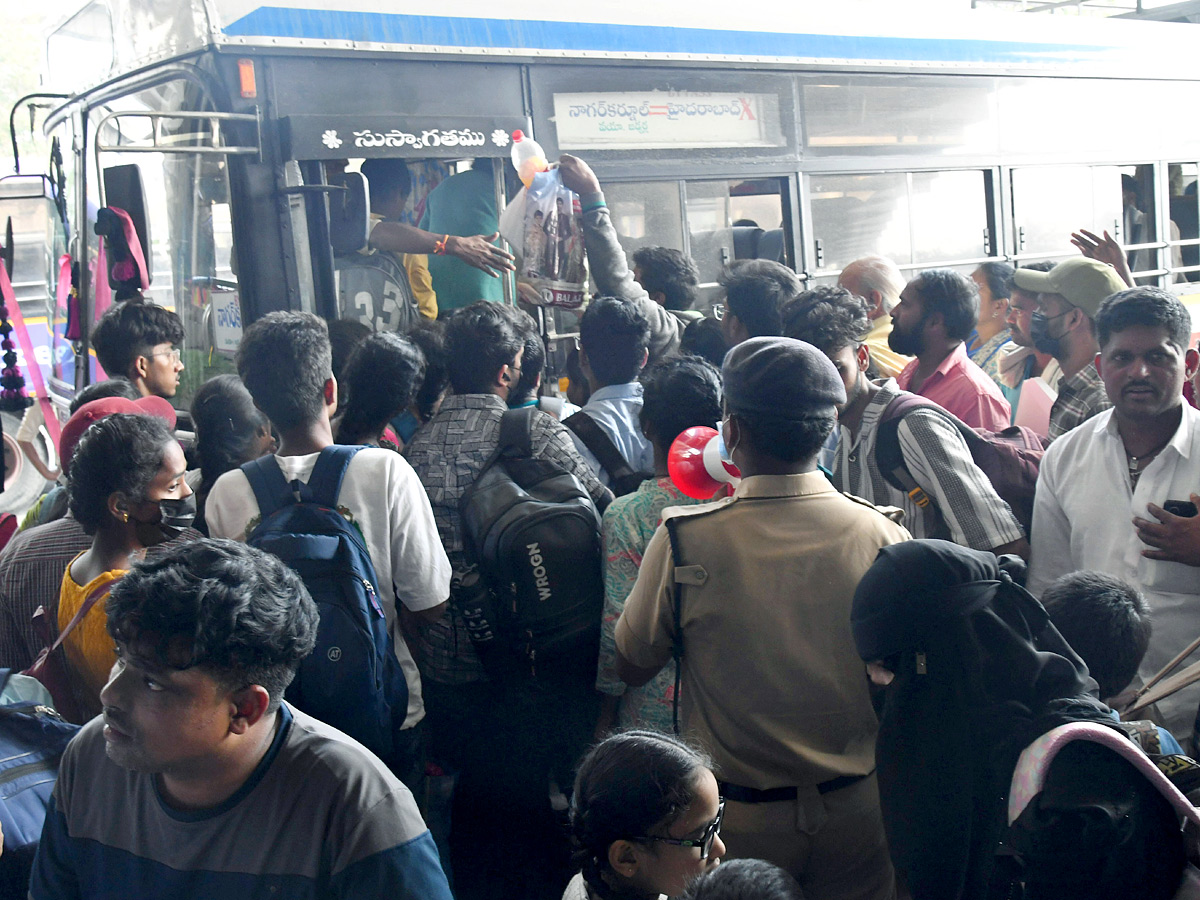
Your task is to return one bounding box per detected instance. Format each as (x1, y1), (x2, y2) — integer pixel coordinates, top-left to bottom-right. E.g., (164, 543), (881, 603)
(206, 311), (451, 788)
(563, 296), (654, 494)
(1029, 286), (1200, 737)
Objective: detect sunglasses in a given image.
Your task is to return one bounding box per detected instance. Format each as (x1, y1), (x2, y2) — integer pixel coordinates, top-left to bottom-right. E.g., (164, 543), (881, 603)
(631, 799), (725, 860)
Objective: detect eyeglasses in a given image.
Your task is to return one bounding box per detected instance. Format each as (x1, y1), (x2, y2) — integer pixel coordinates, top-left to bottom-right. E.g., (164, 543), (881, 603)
(711, 303), (726, 322)
(631, 799), (724, 860)
(146, 348), (182, 364)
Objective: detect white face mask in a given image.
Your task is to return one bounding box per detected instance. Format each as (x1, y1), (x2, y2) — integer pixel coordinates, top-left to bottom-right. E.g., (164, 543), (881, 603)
(719, 417), (739, 463)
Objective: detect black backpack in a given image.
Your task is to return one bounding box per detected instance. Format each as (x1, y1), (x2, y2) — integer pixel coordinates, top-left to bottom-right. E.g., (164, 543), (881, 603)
(241, 447), (410, 767)
(562, 410), (653, 497)
(457, 407), (604, 679)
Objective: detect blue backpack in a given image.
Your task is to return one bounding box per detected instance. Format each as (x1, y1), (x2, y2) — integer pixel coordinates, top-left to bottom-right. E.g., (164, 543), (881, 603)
(0, 669), (80, 897)
(241, 446), (408, 766)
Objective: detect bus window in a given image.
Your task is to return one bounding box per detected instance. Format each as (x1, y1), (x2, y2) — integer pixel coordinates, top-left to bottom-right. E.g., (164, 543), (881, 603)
(603, 181), (685, 257)
(1120, 164), (1160, 284)
(910, 171), (989, 265)
(810, 173), (910, 273)
(1011, 165), (1122, 263)
(686, 178), (787, 308)
(92, 99), (242, 408)
(1169, 163), (1198, 285)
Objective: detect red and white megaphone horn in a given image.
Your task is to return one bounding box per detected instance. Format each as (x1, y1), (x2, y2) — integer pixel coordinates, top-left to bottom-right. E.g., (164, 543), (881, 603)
(667, 426), (741, 500)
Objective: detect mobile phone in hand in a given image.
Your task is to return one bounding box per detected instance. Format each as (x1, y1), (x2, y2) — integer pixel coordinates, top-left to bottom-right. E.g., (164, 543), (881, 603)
(1163, 499), (1198, 518)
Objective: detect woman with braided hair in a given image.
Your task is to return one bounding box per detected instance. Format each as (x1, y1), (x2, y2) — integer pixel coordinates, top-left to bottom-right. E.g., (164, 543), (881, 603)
(567, 731), (725, 900)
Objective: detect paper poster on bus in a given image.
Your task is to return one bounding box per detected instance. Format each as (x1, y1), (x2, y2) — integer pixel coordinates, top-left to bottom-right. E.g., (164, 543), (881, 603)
(553, 91), (783, 150)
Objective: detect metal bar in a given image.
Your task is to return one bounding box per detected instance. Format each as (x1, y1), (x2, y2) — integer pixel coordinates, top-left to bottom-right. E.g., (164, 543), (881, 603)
(92, 110), (260, 158)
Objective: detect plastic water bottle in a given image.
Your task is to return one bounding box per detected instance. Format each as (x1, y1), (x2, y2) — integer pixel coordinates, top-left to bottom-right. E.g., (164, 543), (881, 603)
(510, 130), (549, 188)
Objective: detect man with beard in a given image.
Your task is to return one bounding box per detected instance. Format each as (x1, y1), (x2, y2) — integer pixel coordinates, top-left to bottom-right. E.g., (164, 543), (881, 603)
(997, 262), (1063, 406)
(890, 269), (1011, 431)
(783, 285), (1027, 557)
(1029, 287), (1200, 738)
(1012, 257), (1126, 440)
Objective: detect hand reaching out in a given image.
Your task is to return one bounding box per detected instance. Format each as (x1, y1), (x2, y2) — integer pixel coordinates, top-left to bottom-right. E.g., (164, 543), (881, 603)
(1070, 228), (1134, 287)
(447, 233), (515, 277)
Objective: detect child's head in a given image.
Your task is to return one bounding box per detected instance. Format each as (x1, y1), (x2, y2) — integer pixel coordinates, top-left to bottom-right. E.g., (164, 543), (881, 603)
(680, 859), (803, 900)
(1041, 571), (1151, 701)
(237, 311), (333, 434)
(571, 731), (723, 900)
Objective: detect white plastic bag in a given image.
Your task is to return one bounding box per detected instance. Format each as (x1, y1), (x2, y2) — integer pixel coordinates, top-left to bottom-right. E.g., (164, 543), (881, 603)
(501, 168), (587, 308)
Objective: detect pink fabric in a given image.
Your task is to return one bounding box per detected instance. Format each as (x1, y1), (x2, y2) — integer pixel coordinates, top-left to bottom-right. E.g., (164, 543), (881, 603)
(1008, 721), (1200, 828)
(896, 343), (1012, 431)
(108, 207), (149, 290)
(0, 256), (61, 448)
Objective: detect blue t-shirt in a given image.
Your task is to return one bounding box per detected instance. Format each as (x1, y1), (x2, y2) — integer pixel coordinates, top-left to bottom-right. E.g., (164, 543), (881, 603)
(31, 704), (452, 900)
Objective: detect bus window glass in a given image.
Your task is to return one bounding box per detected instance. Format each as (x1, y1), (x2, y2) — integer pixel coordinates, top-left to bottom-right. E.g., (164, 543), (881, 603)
(810, 173), (910, 273)
(1120, 164), (1159, 283)
(800, 76), (999, 158)
(684, 180), (734, 293)
(601, 181), (685, 257)
(93, 94), (242, 408)
(910, 171), (989, 265)
(1010, 165), (1121, 261)
(1169, 163), (1198, 284)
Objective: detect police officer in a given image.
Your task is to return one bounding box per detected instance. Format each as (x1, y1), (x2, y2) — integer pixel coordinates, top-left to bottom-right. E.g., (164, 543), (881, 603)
(615, 336), (909, 900)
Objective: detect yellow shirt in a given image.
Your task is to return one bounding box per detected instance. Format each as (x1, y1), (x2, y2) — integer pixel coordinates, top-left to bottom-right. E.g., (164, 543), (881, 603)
(864, 314), (911, 380)
(403, 254), (438, 320)
(58, 555), (125, 721)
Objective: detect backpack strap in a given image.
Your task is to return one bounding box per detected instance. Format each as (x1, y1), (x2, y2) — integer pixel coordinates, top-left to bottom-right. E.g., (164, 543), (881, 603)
(307, 445), (365, 508)
(241, 447), (365, 517)
(875, 393), (941, 512)
(665, 517), (686, 737)
(563, 411), (649, 494)
(240, 456), (296, 518)
(875, 393), (968, 540)
(498, 406), (536, 459)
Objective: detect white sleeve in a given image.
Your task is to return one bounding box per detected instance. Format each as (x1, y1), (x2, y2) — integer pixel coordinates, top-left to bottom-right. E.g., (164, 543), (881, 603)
(388, 458), (450, 612)
(1026, 445), (1072, 598)
(204, 469), (256, 542)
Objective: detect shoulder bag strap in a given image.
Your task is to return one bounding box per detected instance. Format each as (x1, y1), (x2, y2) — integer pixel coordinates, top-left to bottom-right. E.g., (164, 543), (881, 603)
(665, 517), (686, 737)
(41, 574), (124, 659)
(563, 411), (641, 489)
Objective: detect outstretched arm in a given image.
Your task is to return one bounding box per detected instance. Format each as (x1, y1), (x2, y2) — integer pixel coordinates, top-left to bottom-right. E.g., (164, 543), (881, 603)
(558, 154), (681, 362)
(369, 222), (515, 277)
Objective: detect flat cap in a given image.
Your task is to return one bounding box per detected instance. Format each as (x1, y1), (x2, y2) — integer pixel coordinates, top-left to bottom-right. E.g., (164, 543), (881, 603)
(722, 336), (846, 419)
(1011, 258), (1126, 319)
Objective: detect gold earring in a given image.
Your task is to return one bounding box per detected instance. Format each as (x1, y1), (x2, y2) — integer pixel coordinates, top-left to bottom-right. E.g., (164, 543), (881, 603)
(121, 512), (129, 523)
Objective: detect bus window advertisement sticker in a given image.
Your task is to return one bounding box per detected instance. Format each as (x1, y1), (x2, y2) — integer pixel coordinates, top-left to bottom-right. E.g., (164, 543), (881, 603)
(212, 291), (243, 354)
(552, 91), (784, 150)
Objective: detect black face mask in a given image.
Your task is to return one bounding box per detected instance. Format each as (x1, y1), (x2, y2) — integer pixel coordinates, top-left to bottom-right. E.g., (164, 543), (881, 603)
(130, 494), (196, 544)
(156, 494), (197, 531)
(1030, 310), (1071, 358)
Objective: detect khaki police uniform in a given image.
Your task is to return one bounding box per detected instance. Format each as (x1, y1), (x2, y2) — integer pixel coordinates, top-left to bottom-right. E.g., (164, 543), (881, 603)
(616, 471), (909, 900)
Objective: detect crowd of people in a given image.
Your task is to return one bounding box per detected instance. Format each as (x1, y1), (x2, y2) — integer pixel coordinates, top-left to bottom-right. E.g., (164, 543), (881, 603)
(1, 151), (1200, 900)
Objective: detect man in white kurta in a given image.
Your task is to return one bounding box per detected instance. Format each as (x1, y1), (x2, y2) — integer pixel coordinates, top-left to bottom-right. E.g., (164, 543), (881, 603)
(1028, 286), (1200, 739)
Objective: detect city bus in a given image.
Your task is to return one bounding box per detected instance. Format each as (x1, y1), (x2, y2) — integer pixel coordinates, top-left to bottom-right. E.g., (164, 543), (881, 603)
(4, 0), (1200, 511)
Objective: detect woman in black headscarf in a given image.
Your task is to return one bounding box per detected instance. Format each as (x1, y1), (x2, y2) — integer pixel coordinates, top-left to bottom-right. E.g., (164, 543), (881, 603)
(851, 540), (1112, 900)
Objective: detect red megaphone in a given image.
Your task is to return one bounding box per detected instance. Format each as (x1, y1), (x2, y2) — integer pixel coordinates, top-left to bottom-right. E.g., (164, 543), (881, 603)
(667, 426), (741, 500)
